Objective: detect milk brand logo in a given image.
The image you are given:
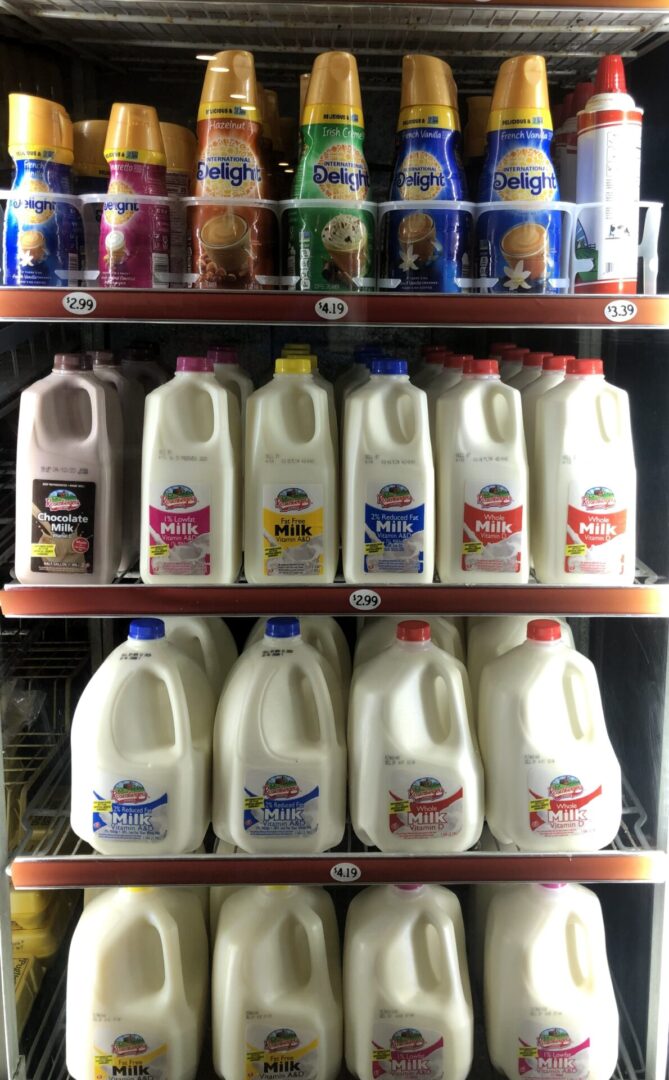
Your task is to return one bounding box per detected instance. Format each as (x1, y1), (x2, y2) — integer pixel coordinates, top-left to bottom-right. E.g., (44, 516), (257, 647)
(160, 484), (197, 510)
(391, 1029), (425, 1052)
(477, 483), (512, 509)
(263, 774), (300, 800)
(377, 484), (413, 509)
(45, 489), (80, 512)
(548, 775), (583, 801)
(537, 1028), (571, 1050)
(265, 1029), (300, 1053)
(274, 487), (312, 512)
(409, 777), (445, 803)
(582, 486), (615, 510)
(112, 1034), (148, 1057)
(112, 780), (149, 805)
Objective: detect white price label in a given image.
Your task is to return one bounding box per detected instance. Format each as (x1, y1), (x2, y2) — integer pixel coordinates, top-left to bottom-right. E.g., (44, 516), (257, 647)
(603, 300), (637, 324)
(349, 588), (381, 612)
(315, 297), (349, 321)
(62, 291), (97, 315)
(330, 862), (362, 883)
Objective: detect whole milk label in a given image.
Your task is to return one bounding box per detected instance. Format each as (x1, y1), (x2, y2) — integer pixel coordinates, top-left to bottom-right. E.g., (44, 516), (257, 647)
(31, 478), (95, 575)
(364, 479), (426, 575)
(92, 774), (168, 842)
(99, 157), (170, 287)
(148, 481), (211, 576)
(388, 769), (463, 840)
(246, 1023), (319, 1080)
(461, 479), (523, 573)
(94, 1026), (168, 1080)
(243, 769), (319, 838)
(518, 1025), (590, 1079)
(3, 154), (83, 286)
(372, 1022), (444, 1080)
(262, 483), (324, 577)
(564, 482), (628, 576)
(528, 767), (602, 838)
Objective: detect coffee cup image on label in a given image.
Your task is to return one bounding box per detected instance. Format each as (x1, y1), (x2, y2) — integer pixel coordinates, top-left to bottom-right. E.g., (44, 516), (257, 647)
(381, 206), (471, 292)
(190, 205), (277, 288)
(478, 211), (559, 292)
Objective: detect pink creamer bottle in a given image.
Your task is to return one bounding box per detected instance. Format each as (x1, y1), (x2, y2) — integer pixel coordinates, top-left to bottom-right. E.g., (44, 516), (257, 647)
(99, 103), (170, 288)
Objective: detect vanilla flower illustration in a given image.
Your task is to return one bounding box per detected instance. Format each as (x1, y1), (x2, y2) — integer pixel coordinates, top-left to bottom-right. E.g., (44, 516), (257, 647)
(19, 251), (34, 267)
(399, 245), (420, 272)
(503, 260), (532, 290)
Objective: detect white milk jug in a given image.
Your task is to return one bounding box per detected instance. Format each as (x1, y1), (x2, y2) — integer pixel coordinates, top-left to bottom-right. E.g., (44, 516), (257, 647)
(426, 354), (467, 445)
(479, 619), (622, 851)
(343, 358), (434, 584)
(213, 617), (346, 853)
(520, 355), (569, 471)
(334, 346), (380, 418)
(344, 884), (473, 1080)
(208, 345), (254, 437)
(505, 351), (548, 391)
(349, 621), (483, 852)
(354, 615), (465, 667)
(66, 886), (208, 1080)
(121, 345), (168, 394)
(245, 357), (338, 583)
(467, 615), (574, 712)
(212, 885), (343, 1080)
(244, 615), (351, 688)
(533, 358), (636, 584)
(140, 355), (242, 584)
(70, 618), (215, 854)
(162, 615), (238, 697)
(499, 348), (529, 384)
(83, 882), (210, 930)
(436, 358), (529, 583)
(15, 352), (122, 585)
(485, 882), (619, 1080)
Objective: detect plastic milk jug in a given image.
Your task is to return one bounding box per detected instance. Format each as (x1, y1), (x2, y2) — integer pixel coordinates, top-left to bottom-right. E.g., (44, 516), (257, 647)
(412, 347), (450, 391)
(521, 354), (569, 468)
(506, 351), (551, 390)
(213, 617), (346, 853)
(349, 621), (483, 852)
(212, 885), (343, 1080)
(436, 359), (529, 583)
(354, 615), (465, 667)
(70, 618), (215, 854)
(244, 615), (351, 688)
(244, 357), (338, 583)
(344, 884), (473, 1080)
(208, 346), (254, 436)
(485, 882), (619, 1080)
(533, 358), (636, 584)
(499, 347), (529, 384)
(467, 615), (573, 712)
(426, 353), (468, 444)
(66, 886), (208, 1080)
(343, 358), (434, 584)
(99, 103), (170, 288)
(478, 619), (622, 851)
(121, 344), (167, 393)
(162, 615), (238, 697)
(161, 121), (197, 283)
(140, 355), (242, 584)
(15, 353), (122, 584)
(335, 346), (380, 417)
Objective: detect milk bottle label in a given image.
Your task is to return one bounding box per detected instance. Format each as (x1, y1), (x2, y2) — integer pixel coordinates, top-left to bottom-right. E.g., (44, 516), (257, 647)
(93, 1026), (167, 1080)
(372, 1022), (444, 1080)
(4, 155), (83, 287)
(147, 481), (211, 576)
(92, 775), (169, 842)
(262, 483), (325, 577)
(461, 480), (523, 573)
(246, 1023), (319, 1080)
(99, 158), (170, 288)
(243, 770), (319, 838)
(564, 482), (628, 576)
(528, 769), (602, 839)
(364, 480), (426, 574)
(30, 479), (95, 574)
(388, 771), (463, 840)
(518, 1025), (590, 1079)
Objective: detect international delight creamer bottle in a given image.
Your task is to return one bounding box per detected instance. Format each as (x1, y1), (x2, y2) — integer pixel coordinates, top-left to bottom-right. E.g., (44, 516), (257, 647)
(99, 103), (170, 288)
(290, 51), (374, 291)
(477, 55), (560, 293)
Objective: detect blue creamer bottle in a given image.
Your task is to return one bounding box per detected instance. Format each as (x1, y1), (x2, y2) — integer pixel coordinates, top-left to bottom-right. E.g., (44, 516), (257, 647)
(477, 55), (560, 293)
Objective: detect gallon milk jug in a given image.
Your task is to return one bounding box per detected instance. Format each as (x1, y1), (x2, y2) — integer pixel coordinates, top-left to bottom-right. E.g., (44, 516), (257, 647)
(70, 618), (215, 855)
(66, 886), (208, 1080)
(15, 352), (122, 585)
(533, 358), (636, 584)
(467, 614), (574, 712)
(485, 883), (619, 1080)
(436, 359), (529, 583)
(499, 348), (530, 385)
(506, 351), (551, 390)
(343, 358), (434, 584)
(140, 354), (242, 584)
(426, 354), (468, 444)
(521, 354), (569, 468)
(344, 884), (473, 1080)
(244, 615), (351, 688)
(162, 615), (238, 697)
(208, 346), (254, 439)
(335, 346), (378, 418)
(349, 621), (483, 852)
(213, 885), (342, 1080)
(479, 619), (622, 851)
(354, 615), (465, 667)
(245, 357), (338, 583)
(121, 344), (168, 393)
(213, 617), (346, 853)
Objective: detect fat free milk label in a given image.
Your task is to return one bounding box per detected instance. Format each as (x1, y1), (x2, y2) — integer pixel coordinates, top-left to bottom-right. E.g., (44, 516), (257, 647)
(388, 771), (463, 840)
(92, 776), (168, 842)
(4, 155), (83, 286)
(564, 482), (628, 576)
(93, 1027), (168, 1080)
(364, 480), (426, 575)
(99, 156), (170, 288)
(518, 1026), (590, 1079)
(243, 769), (319, 838)
(461, 480), (523, 573)
(246, 1023), (319, 1080)
(262, 483), (325, 577)
(528, 768), (602, 838)
(148, 482), (211, 576)
(372, 1023), (444, 1080)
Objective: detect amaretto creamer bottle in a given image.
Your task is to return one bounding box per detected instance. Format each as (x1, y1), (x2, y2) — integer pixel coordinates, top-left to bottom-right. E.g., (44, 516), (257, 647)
(160, 121), (197, 283)
(73, 119), (108, 269)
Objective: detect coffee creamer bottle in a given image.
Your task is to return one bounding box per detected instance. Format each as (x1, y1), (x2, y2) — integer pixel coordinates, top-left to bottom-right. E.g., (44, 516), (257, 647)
(4, 93), (83, 286)
(290, 51), (374, 291)
(464, 95), (490, 194)
(73, 119), (108, 271)
(99, 103), (170, 288)
(477, 56), (560, 292)
(160, 121), (197, 284)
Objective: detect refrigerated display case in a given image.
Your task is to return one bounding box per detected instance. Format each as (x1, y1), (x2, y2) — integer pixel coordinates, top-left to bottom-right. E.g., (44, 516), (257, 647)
(0, 2), (669, 1079)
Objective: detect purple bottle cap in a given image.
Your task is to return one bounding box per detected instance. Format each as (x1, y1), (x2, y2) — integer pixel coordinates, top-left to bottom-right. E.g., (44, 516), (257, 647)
(176, 355), (214, 373)
(53, 353), (91, 372)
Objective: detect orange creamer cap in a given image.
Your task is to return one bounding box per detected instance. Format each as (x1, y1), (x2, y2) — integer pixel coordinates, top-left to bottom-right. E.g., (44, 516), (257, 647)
(400, 54), (458, 111)
(160, 122), (196, 173)
(263, 89), (282, 150)
(198, 49), (260, 122)
(73, 119), (109, 177)
(299, 73), (311, 122)
(488, 54), (552, 131)
(9, 93), (74, 162)
(304, 51), (364, 125)
(105, 103), (166, 165)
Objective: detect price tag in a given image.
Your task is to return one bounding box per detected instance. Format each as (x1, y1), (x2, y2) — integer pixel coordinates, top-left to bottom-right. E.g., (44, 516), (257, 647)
(62, 291), (97, 315)
(330, 862), (362, 883)
(349, 588), (381, 612)
(603, 300), (637, 324)
(315, 297), (349, 321)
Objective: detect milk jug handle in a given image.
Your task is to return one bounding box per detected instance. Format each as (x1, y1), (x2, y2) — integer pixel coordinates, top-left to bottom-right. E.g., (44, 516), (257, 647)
(428, 915), (465, 1001)
(299, 907), (335, 999)
(142, 657), (190, 755)
(147, 907), (187, 1003)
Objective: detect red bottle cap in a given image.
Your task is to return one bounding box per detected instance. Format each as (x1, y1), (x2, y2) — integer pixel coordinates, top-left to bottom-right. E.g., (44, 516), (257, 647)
(447, 353), (473, 369)
(561, 91), (575, 120)
(567, 358), (604, 376)
(595, 54), (627, 95)
(524, 352), (550, 367)
(572, 81), (595, 114)
(397, 620), (431, 642)
(544, 354), (573, 371)
(469, 359), (499, 376)
(490, 341), (517, 354)
(527, 619), (562, 642)
(423, 344), (452, 358)
(424, 347), (452, 365)
(208, 346), (238, 365)
(505, 348), (530, 361)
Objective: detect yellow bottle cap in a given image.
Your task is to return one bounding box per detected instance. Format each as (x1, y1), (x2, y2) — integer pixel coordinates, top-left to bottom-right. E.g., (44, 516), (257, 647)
(9, 93), (74, 163)
(464, 95), (491, 159)
(105, 103), (166, 166)
(198, 49), (260, 123)
(275, 357), (311, 375)
(304, 51), (364, 125)
(263, 89), (282, 151)
(488, 55), (552, 130)
(399, 54), (458, 111)
(73, 119), (109, 178)
(283, 343), (310, 354)
(159, 122), (197, 173)
(126, 887), (153, 893)
(299, 73), (311, 123)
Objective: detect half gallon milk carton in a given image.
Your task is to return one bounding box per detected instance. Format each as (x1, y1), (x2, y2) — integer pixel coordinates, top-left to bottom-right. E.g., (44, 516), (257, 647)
(520, 354), (569, 467)
(161, 615), (238, 697)
(213, 885), (343, 1080)
(66, 887), (208, 1080)
(244, 615), (351, 688)
(208, 345), (254, 439)
(349, 621), (483, 852)
(70, 618), (215, 854)
(478, 619), (622, 851)
(344, 884), (473, 1080)
(485, 883), (619, 1080)
(426, 354), (468, 444)
(213, 617), (346, 853)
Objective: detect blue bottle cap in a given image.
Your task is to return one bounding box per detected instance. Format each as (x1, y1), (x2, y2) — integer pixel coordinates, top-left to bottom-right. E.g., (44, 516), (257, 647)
(370, 358), (409, 376)
(129, 618), (165, 641)
(265, 616), (301, 638)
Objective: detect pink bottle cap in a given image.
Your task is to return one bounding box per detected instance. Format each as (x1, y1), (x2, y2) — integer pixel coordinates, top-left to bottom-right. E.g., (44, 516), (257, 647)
(176, 355), (213, 373)
(208, 346), (238, 365)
